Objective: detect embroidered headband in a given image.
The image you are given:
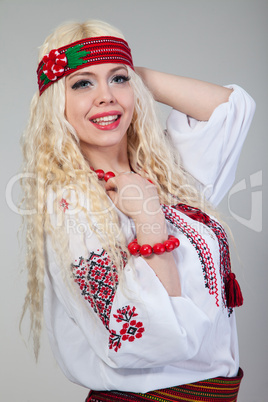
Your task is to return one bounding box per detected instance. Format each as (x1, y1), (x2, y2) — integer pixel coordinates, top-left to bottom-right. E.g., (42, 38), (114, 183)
(37, 36), (134, 95)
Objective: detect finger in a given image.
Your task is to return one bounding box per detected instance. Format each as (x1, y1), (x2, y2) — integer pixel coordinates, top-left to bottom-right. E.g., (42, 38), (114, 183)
(106, 188), (119, 206)
(104, 176), (117, 192)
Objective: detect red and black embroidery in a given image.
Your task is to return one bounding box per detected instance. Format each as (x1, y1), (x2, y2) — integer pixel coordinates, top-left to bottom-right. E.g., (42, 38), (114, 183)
(72, 249), (121, 329)
(72, 250), (144, 352)
(109, 305), (145, 352)
(172, 203), (236, 315)
(162, 204), (220, 307)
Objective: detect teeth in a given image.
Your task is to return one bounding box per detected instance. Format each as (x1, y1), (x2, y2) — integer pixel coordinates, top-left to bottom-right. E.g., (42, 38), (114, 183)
(92, 115), (119, 124)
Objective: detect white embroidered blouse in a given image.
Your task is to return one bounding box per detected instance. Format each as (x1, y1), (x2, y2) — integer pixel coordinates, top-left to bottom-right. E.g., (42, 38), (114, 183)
(44, 85), (255, 392)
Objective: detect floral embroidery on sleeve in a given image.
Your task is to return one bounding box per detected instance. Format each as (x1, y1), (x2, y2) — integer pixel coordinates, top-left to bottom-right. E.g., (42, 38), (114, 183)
(72, 250), (144, 352)
(109, 306), (145, 352)
(72, 249), (120, 329)
(59, 198), (69, 212)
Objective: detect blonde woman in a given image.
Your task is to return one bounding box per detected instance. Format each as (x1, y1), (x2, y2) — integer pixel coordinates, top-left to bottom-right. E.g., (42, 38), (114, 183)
(21, 19), (255, 402)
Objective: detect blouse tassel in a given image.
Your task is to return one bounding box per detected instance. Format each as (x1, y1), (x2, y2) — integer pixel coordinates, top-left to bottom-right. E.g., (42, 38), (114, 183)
(226, 273), (244, 308)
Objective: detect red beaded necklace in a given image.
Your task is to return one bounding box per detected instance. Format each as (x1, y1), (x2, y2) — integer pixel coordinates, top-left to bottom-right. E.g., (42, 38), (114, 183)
(91, 167), (136, 182)
(91, 167), (156, 185)
(92, 168), (116, 182)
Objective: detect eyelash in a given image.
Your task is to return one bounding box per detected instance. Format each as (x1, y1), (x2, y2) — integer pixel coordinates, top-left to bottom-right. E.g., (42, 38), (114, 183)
(112, 75), (131, 84)
(71, 80), (91, 90)
(71, 74), (131, 90)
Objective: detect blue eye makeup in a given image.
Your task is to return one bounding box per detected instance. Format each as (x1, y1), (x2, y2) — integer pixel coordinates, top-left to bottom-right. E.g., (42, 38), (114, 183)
(111, 75), (131, 84)
(70, 73), (130, 90)
(71, 80), (92, 90)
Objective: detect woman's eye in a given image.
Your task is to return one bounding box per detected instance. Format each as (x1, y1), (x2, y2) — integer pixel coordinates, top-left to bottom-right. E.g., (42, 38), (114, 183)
(71, 80), (92, 90)
(112, 75), (130, 84)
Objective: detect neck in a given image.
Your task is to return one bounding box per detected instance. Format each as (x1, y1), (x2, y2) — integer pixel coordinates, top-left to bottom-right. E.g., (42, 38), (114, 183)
(81, 140), (131, 174)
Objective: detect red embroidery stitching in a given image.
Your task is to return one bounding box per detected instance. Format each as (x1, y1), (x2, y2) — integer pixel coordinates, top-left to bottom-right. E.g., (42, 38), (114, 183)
(171, 203), (233, 315)
(162, 204), (220, 307)
(205, 217), (233, 315)
(72, 250), (120, 329)
(109, 306), (145, 352)
(72, 251), (144, 352)
(59, 198), (69, 212)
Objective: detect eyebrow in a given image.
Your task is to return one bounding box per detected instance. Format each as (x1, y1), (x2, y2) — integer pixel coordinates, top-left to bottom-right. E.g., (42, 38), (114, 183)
(67, 65), (128, 80)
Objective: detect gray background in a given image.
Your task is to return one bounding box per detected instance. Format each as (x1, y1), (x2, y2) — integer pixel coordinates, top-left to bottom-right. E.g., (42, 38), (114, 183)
(1, 0), (267, 401)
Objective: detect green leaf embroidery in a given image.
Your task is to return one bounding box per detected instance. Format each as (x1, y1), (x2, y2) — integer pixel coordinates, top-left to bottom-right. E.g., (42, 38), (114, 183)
(65, 43), (89, 69)
(40, 72), (50, 85)
(40, 42), (89, 83)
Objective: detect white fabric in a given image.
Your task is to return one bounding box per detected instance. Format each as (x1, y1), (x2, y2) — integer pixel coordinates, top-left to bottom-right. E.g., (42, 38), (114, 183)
(167, 84), (255, 206)
(44, 85), (255, 392)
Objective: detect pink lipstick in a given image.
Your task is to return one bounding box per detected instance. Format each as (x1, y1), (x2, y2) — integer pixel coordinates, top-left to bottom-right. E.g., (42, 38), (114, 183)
(90, 111), (122, 131)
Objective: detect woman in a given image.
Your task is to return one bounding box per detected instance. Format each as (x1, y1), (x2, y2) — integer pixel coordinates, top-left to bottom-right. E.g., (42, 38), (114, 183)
(21, 19), (255, 401)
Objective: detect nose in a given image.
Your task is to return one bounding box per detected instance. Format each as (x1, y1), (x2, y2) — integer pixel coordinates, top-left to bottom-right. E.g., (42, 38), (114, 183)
(95, 82), (116, 106)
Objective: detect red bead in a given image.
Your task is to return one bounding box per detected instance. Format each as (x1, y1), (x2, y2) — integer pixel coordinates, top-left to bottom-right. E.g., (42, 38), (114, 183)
(163, 240), (175, 252)
(168, 236), (180, 248)
(95, 169), (104, 180)
(140, 244), (153, 257)
(104, 171), (116, 182)
(128, 242), (140, 256)
(153, 243), (166, 255)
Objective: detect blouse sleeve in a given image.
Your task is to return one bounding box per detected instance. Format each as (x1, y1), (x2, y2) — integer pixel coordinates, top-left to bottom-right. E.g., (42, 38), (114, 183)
(166, 85), (256, 206)
(106, 257), (210, 368)
(44, 208), (210, 372)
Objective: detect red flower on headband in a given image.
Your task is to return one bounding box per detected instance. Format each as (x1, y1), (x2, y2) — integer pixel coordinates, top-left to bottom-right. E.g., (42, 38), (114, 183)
(42, 49), (68, 81)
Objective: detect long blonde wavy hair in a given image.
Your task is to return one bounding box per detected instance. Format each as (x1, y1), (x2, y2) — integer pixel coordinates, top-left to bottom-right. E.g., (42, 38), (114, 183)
(20, 19), (211, 358)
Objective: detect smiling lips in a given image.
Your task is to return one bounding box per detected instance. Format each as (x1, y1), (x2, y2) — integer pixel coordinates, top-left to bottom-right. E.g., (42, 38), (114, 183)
(90, 111), (122, 130)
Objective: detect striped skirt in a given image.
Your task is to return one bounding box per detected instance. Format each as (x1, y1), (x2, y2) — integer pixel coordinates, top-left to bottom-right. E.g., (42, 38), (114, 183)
(85, 368), (243, 402)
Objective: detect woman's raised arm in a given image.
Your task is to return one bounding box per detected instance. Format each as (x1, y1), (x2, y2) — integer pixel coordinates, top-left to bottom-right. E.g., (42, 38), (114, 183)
(135, 66), (233, 121)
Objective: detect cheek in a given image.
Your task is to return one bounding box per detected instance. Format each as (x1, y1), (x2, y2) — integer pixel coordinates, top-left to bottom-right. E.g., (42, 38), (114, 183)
(65, 95), (89, 127)
(65, 95), (76, 125)
(129, 100), (135, 124)
(125, 91), (135, 118)
(117, 86), (134, 111)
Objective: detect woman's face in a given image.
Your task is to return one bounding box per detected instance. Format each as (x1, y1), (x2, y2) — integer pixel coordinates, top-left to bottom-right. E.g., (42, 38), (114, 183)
(65, 63), (135, 154)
